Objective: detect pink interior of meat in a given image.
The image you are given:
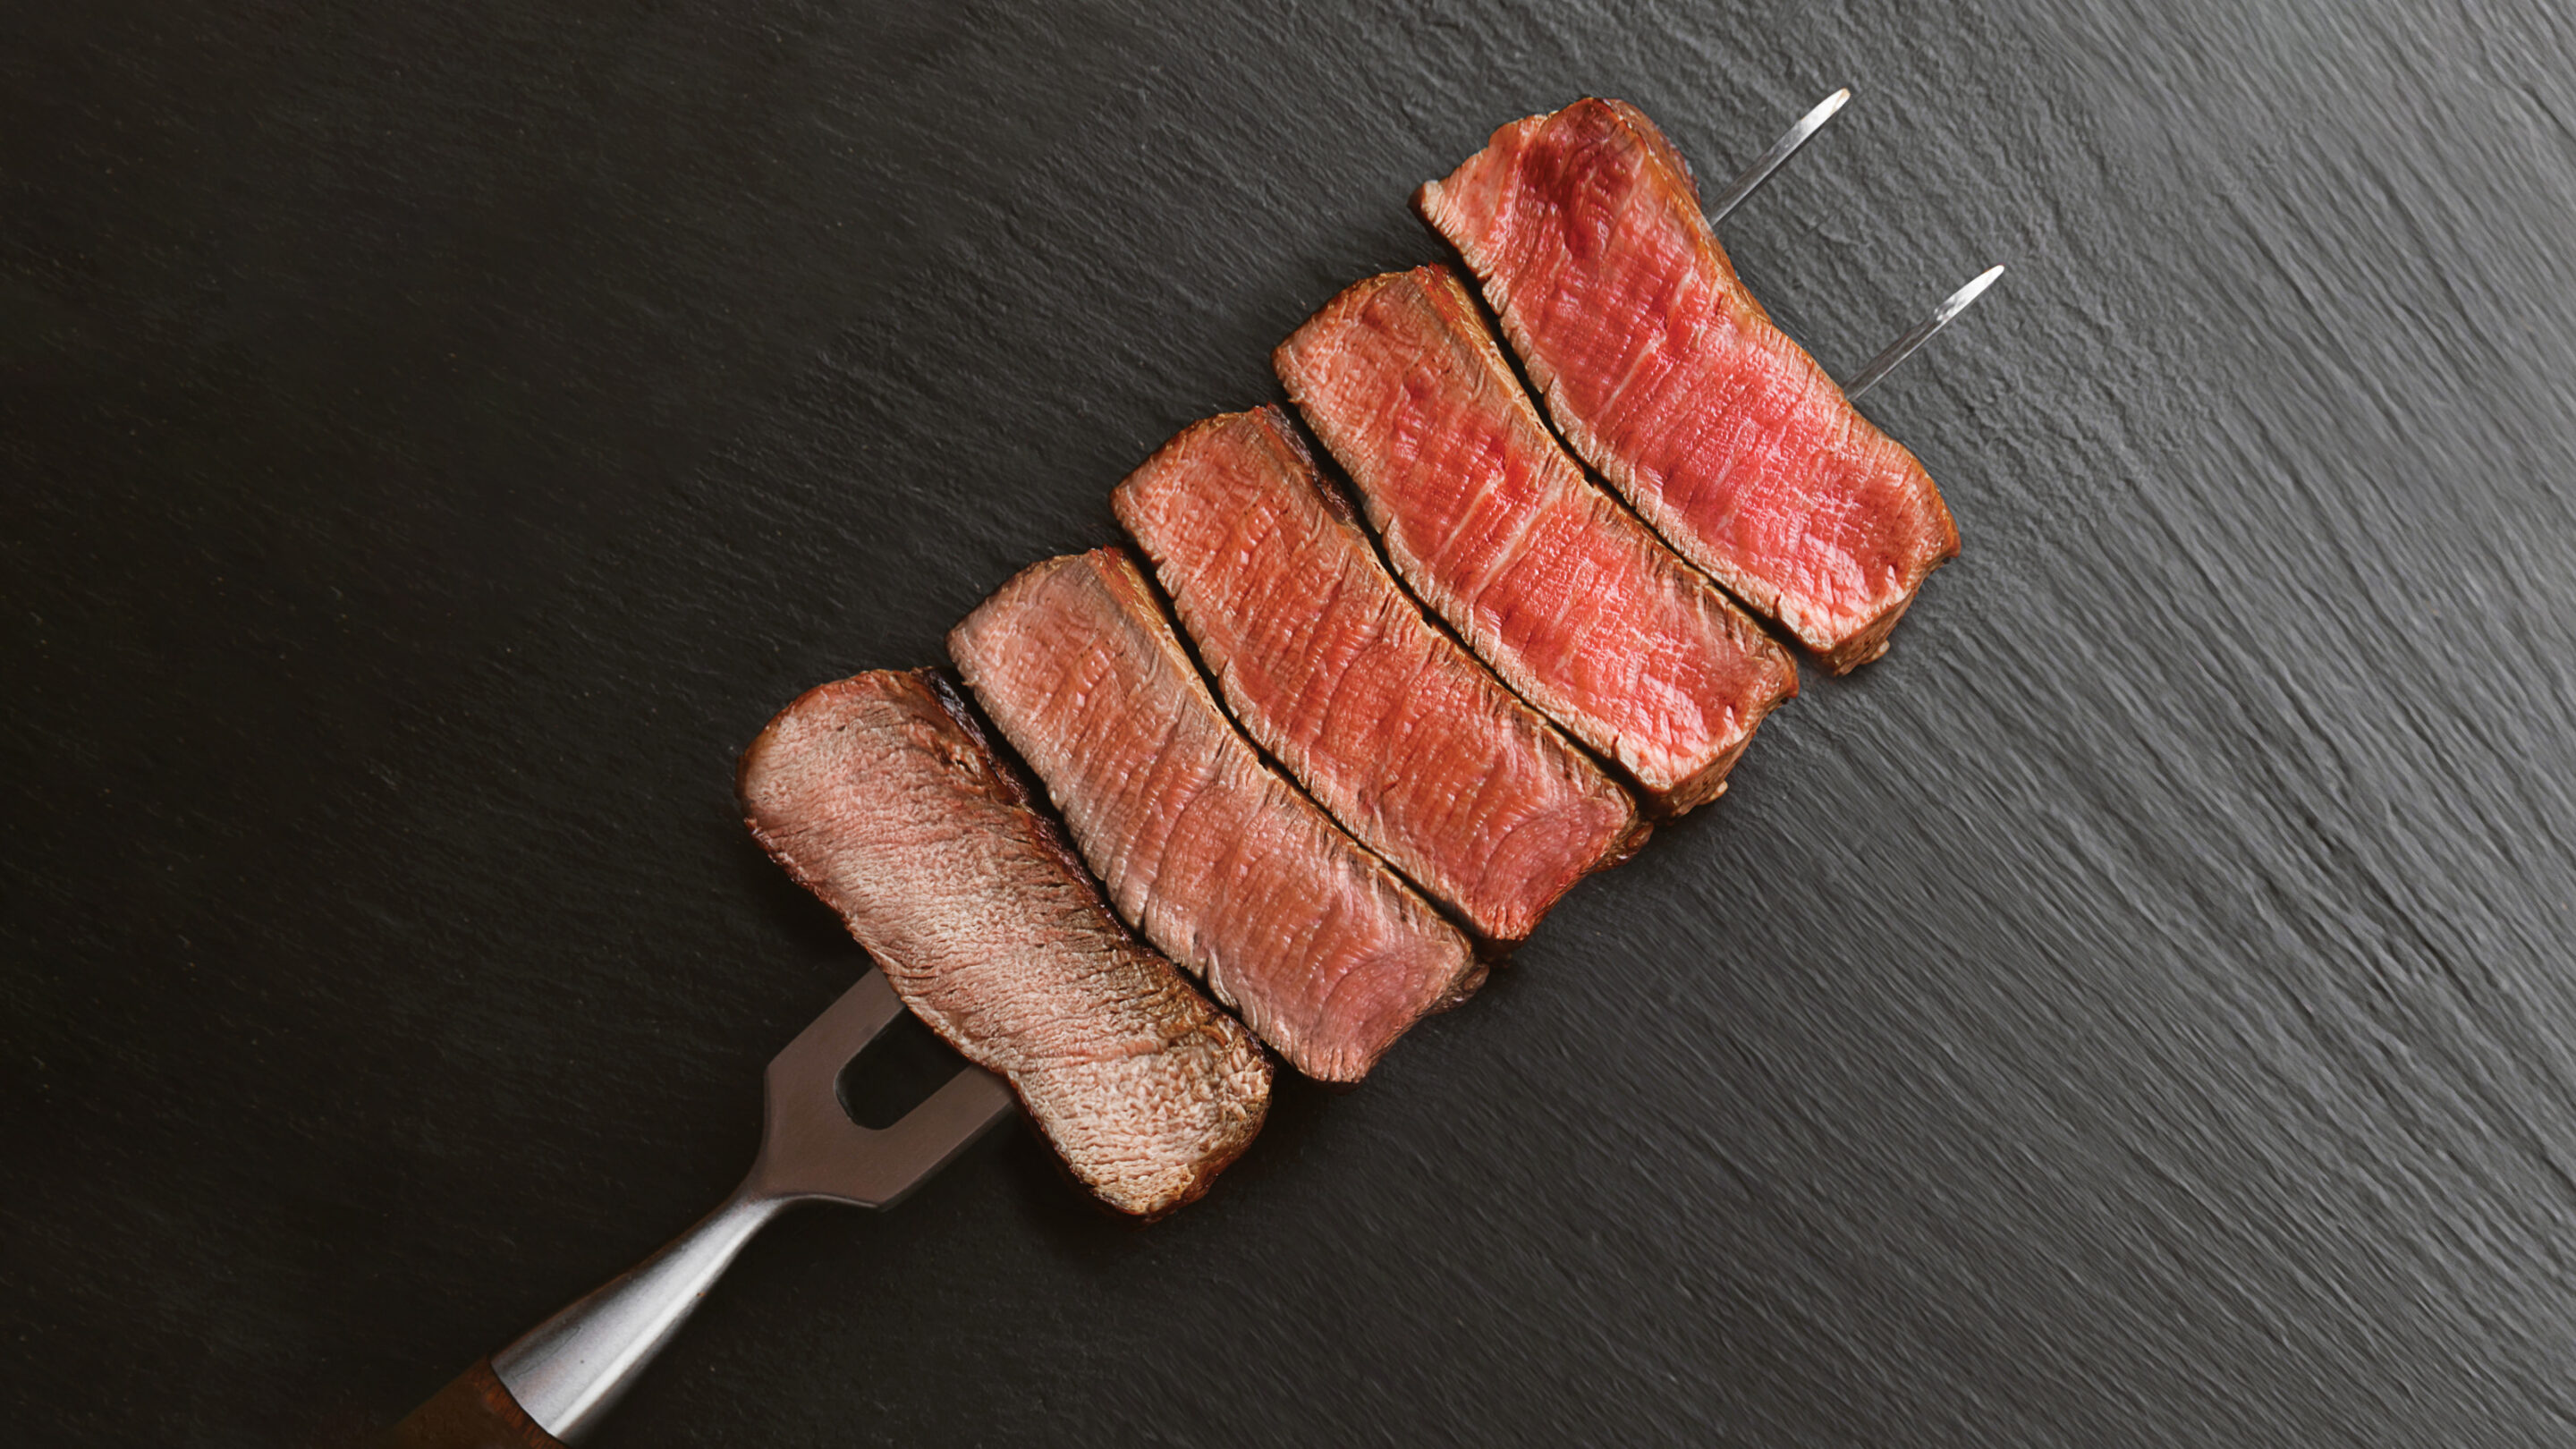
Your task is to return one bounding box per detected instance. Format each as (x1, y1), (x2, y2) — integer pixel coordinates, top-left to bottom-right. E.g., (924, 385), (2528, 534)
(1114, 406), (1645, 942)
(1276, 266), (1797, 812)
(947, 548), (1476, 1081)
(1421, 97), (1958, 668)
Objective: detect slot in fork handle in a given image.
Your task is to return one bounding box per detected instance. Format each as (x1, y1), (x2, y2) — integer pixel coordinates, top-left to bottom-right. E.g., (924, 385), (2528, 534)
(379, 1359), (564, 1449)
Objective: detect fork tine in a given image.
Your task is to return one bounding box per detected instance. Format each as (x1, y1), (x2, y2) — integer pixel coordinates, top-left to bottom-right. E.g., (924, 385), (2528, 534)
(829, 1065), (1018, 1209)
(754, 969), (1018, 1208)
(1707, 88), (1850, 225)
(1843, 263), (2005, 400)
(775, 968), (906, 1070)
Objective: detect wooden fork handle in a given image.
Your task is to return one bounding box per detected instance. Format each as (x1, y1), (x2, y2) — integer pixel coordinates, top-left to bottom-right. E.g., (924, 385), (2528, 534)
(379, 1359), (564, 1449)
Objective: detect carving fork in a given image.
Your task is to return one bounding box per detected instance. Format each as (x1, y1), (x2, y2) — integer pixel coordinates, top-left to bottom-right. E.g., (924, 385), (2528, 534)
(379, 86), (1997, 1449)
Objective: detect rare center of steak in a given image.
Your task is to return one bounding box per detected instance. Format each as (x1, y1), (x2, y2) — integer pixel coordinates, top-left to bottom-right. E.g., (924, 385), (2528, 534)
(948, 547), (1479, 1082)
(1419, 97), (1961, 673)
(1275, 264), (1798, 815)
(1113, 406), (1648, 944)
(737, 668), (1268, 1219)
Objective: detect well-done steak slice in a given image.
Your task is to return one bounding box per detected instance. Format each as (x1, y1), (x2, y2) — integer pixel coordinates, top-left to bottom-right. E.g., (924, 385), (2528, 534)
(1276, 265), (1798, 814)
(738, 668), (1268, 1218)
(1419, 97), (1961, 673)
(1113, 406), (1647, 945)
(949, 547), (1478, 1082)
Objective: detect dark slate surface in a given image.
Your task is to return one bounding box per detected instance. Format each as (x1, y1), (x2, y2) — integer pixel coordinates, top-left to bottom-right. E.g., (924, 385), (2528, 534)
(8, 0), (2576, 1444)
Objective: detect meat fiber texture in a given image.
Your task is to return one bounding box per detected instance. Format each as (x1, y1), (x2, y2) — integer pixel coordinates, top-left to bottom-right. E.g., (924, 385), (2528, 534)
(738, 668), (1269, 1218)
(949, 547), (1479, 1082)
(1276, 265), (1799, 815)
(1113, 406), (1648, 945)
(1419, 97), (1960, 673)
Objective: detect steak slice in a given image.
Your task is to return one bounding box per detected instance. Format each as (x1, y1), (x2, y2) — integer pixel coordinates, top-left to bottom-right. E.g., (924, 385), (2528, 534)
(949, 547), (1478, 1082)
(1275, 265), (1798, 814)
(1112, 407), (1648, 945)
(738, 668), (1268, 1218)
(1419, 97), (1961, 673)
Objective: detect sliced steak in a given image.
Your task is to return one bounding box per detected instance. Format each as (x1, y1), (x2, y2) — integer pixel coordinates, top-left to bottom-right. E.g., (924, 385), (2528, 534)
(1113, 406), (1647, 945)
(1275, 265), (1798, 814)
(1419, 97), (1961, 673)
(739, 668), (1268, 1218)
(949, 547), (1478, 1082)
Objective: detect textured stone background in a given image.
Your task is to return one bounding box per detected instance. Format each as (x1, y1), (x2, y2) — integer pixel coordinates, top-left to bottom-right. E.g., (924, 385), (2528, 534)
(8, 1), (2576, 1444)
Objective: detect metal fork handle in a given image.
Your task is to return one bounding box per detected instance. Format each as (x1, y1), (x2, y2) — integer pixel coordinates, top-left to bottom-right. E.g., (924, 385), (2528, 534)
(487, 1179), (790, 1440)
(382, 1184), (782, 1449)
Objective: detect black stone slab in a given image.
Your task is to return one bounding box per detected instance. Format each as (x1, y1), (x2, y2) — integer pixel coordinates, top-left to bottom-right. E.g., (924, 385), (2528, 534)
(6, 0), (2575, 1444)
